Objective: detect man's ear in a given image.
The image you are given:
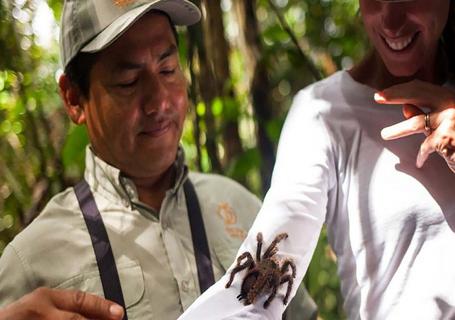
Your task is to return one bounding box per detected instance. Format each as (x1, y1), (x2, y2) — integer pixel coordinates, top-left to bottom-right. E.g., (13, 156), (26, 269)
(59, 74), (86, 125)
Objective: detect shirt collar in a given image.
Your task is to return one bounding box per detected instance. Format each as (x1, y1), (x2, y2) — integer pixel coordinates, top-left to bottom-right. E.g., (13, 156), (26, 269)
(84, 145), (188, 207)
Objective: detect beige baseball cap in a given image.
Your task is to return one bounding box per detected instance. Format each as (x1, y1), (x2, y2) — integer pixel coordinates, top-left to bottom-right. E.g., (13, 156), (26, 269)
(60, 0), (201, 69)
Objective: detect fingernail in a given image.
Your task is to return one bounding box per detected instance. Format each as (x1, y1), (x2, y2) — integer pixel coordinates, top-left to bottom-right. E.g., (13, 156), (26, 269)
(374, 92), (386, 102)
(380, 128), (388, 139)
(380, 128), (392, 140)
(110, 304), (124, 317)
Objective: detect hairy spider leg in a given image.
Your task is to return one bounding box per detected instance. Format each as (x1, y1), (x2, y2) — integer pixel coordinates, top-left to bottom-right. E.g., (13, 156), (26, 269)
(281, 259), (296, 278)
(256, 232), (263, 261)
(238, 269), (259, 301)
(263, 273), (281, 308)
(280, 258), (296, 304)
(226, 251), (255, 288)
(263, 233), (288, 259)
(279, 274), (294, 305)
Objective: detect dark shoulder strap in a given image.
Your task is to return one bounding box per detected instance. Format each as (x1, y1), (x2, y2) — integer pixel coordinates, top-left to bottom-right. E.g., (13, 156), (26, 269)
(183, 179), (216, 293)
(74, 180), (128, 320)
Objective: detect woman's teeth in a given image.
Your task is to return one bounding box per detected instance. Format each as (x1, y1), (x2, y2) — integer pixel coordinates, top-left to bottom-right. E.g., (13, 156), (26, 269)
(384, 34), (415, 51)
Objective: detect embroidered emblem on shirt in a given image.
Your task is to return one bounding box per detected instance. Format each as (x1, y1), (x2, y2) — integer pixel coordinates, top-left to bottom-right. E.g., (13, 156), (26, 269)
(113, 0), (136, 7)
(217, 202), (247, 240)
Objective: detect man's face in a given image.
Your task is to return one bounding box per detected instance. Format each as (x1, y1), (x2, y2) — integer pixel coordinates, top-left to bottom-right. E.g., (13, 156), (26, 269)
(78, 12), (188, 179)
(360, 0), (449, 77)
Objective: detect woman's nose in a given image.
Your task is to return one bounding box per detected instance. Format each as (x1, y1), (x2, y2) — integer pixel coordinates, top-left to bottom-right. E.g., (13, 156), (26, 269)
(381, 3), (407, 37)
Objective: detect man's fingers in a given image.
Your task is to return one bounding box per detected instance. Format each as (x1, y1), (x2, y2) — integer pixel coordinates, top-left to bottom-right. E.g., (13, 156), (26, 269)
(55, 310), (87, 320)
(0, 288), (124, 320)
(50, 289), (124, 320)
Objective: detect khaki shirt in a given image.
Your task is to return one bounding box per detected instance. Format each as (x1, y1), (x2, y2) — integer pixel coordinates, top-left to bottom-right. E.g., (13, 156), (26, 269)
(0, 147), (316, 319)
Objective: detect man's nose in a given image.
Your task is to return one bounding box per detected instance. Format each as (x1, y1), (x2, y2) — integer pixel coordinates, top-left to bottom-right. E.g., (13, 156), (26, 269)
(142, 72), (170, 115)
(381, 3), (407, 37)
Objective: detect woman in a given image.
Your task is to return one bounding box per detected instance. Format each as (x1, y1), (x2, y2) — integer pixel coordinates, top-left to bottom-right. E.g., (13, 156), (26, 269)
(180, 0), (455, 319)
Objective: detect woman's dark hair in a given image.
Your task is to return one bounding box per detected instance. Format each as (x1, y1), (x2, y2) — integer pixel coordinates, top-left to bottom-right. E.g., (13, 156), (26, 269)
(64, 11), (179, 98)
(442, 1), (455, 77)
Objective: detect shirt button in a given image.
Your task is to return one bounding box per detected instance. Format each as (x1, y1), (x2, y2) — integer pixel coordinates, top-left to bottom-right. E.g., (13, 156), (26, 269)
(181, 280), (190, 292)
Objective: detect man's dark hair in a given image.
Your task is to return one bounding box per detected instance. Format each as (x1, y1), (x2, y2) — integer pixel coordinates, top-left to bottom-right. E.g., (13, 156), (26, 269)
(64, 11), (179, 98)
(64, 52), (99, 98)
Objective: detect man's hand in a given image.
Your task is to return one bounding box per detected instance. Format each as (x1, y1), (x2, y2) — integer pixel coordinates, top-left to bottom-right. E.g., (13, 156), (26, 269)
(0, 287), (124, 320)
(375, 79), (455, 172)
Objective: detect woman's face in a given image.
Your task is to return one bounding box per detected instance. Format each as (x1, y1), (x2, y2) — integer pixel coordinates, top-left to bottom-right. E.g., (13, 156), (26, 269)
(360, 0), (450, 77)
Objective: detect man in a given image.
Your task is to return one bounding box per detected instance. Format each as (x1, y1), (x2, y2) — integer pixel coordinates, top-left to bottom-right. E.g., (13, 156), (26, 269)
(0, 1), (317, 319)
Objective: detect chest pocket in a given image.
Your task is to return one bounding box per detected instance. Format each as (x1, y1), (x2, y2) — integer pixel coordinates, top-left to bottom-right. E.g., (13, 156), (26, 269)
(55, 260), (152, 318)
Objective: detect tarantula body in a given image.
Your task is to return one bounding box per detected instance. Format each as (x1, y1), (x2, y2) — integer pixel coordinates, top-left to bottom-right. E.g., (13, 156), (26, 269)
(237, 257), (281, 304)
(226, 232), (296, 308)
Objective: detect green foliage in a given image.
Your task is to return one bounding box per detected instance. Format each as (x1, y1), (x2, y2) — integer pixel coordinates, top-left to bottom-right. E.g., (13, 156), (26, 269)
(62, 125), (89, 178)
(226, 147), (262, 195)
(305, 227), (346, 319)
(0, 0), (70, 252)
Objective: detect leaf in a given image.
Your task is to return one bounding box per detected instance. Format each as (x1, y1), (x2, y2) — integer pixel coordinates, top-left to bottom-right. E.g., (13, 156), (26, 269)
(62, 125), (88, 177)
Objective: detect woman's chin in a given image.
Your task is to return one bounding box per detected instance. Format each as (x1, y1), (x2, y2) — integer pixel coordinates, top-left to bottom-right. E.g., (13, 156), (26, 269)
(384, 62), (419, 79)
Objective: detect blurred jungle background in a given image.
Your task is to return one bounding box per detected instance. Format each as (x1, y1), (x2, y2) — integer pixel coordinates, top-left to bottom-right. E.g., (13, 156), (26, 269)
(0, 0), (369, 318)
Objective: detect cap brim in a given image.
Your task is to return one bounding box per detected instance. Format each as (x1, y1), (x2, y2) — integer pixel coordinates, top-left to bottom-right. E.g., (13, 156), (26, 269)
(81, 0), (200, 53)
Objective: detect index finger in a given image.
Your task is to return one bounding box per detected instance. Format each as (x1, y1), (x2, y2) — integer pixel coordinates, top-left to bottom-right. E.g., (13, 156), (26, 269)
(50, 289), (124, 320)
(381, 113), (426, 140)
(375, 80), (455, 111)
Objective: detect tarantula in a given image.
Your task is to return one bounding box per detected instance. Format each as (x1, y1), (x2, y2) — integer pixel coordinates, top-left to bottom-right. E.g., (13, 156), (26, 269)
(225, 232), (296, 308)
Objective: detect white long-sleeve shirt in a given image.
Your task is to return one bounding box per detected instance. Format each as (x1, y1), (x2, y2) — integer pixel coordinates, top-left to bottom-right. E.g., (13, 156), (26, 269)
(179, 71), (455, 320)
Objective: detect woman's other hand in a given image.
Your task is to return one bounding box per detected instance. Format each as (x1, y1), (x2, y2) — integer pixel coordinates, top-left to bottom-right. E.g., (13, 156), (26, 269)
(376, 79), (455, 173)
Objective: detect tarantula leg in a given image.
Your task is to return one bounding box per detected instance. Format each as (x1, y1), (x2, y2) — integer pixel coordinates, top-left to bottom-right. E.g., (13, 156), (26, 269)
(237, 292), (246, 300)
(279, 275), (294, 305)
(263, 233), (288, 259)
(256, 232), (263, 261)
(225, 252), (255, 288)
(281, 259), (296, 278)
(263, 275), (281, 308)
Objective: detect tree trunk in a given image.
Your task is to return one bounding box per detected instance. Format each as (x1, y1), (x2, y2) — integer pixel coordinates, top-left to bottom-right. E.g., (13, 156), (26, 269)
(234, 0), (276, 195)
(187, 0), (223, 173)
(187, 29), (203, 172)
(201, 0), (243, 167)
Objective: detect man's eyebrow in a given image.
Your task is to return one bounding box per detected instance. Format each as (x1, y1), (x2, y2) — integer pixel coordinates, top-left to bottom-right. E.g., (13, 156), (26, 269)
(112, 45), (178, 72)
(113, 61), (145, 72)
(158, 45), (178, 62)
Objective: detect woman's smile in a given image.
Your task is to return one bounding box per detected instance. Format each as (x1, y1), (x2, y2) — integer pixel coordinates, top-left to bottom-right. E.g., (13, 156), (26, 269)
(381, 31), (419, 52)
